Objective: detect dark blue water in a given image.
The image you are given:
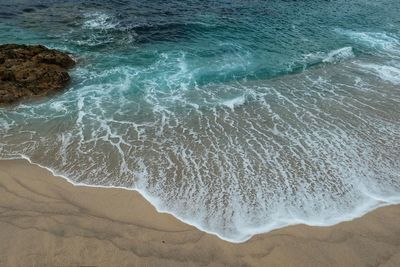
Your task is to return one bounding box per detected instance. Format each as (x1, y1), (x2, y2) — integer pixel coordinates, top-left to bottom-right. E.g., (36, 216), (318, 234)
(1, 0), (400, 242)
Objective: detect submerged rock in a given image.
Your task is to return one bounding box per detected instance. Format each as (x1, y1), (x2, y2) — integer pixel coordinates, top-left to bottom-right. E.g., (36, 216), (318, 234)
(0, 44), (75, 104)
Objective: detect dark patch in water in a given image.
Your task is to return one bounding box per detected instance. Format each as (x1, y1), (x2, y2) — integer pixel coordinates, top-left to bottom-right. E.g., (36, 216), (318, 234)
(0, 12), (17, 19)
(34, 4), (49, 9)
(22, 8), (36, 13)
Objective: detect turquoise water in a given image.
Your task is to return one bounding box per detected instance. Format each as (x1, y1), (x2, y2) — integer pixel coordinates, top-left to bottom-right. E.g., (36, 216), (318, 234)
(1, 0), (400, 242)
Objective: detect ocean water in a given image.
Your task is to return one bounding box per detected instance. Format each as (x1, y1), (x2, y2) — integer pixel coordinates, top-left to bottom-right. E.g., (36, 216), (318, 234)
(1, 0), (400, 242)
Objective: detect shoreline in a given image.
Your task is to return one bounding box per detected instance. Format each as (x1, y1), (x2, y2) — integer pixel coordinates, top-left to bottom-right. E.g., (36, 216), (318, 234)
(1, 159), (400, 266)
(4, 155), (398, 244)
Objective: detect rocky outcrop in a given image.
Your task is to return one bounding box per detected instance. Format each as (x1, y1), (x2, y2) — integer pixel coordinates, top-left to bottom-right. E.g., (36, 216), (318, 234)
(0, 44), (75, 104)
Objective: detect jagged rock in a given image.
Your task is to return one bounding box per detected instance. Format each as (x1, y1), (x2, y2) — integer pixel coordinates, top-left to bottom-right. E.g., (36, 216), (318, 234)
(0, 44), (75, 105)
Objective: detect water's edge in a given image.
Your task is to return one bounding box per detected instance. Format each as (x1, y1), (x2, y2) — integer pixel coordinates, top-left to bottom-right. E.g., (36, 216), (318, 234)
(2, 154), (397, 244)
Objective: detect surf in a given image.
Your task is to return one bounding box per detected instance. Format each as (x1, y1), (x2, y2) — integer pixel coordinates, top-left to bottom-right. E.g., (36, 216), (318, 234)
(1, 0), (400, 242)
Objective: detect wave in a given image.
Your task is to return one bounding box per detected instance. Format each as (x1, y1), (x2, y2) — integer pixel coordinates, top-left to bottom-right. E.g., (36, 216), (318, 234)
(336, 29), (400, 56)
(221, 95), (246, 110)
(79, 11), (219, 45)
(1, 58), (400, 242)
(2, 153), (400, 244)
(82, 12), (119, 30)
(292, 47), (355, 74)
(322, 47), (355, 63)
(358, 63), (400, 85)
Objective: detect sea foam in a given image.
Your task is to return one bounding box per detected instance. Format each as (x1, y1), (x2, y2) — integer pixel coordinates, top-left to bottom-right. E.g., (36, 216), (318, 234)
(336, 29), (400, 56)
(82, 12), (119, 30)
(358, 63), (400, 85)
(322, 47), (355, 63)
(221, 95), (246, 110)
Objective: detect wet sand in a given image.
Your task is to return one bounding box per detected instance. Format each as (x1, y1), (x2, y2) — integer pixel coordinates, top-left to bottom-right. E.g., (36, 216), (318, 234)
(0, 159), (399, 267)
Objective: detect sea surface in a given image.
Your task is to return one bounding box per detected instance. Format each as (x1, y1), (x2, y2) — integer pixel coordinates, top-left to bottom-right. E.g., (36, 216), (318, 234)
(1, 0), (400, 242)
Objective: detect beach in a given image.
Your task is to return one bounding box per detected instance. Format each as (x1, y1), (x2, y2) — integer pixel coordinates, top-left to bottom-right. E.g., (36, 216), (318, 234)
(1, 159), (399, 267)
(2, 0), (400, 243)
(1, 1), (400, 266)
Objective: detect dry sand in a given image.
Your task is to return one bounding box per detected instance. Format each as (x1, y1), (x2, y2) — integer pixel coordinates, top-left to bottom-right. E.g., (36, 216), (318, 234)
(0, 159), (400, 267)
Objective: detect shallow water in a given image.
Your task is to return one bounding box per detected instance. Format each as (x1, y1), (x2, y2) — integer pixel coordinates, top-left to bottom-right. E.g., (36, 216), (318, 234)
(1, 0), (400, 242)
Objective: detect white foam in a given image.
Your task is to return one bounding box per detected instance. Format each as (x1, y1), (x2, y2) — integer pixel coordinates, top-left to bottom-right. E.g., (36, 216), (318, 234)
(83, 12), (119, 30)
(0, 153), (399, 243)
(299, 47), (355, 68)
(221, 95), (246, 110)
(322, 47), (354, 63)
(358, 63), (400, 85)
(50, 101), (68, 112)
(337, 29), (400, 55)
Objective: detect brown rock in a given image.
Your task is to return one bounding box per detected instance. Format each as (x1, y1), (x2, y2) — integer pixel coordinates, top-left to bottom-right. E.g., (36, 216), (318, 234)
(0, 44), (75, 105)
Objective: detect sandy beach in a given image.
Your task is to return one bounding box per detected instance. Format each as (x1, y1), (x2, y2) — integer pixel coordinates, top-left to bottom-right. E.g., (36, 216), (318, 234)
(0, 159), (399, 266)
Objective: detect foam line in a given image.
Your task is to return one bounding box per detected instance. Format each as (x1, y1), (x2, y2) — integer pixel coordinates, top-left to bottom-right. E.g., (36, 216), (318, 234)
(0, 153), (398, 243)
